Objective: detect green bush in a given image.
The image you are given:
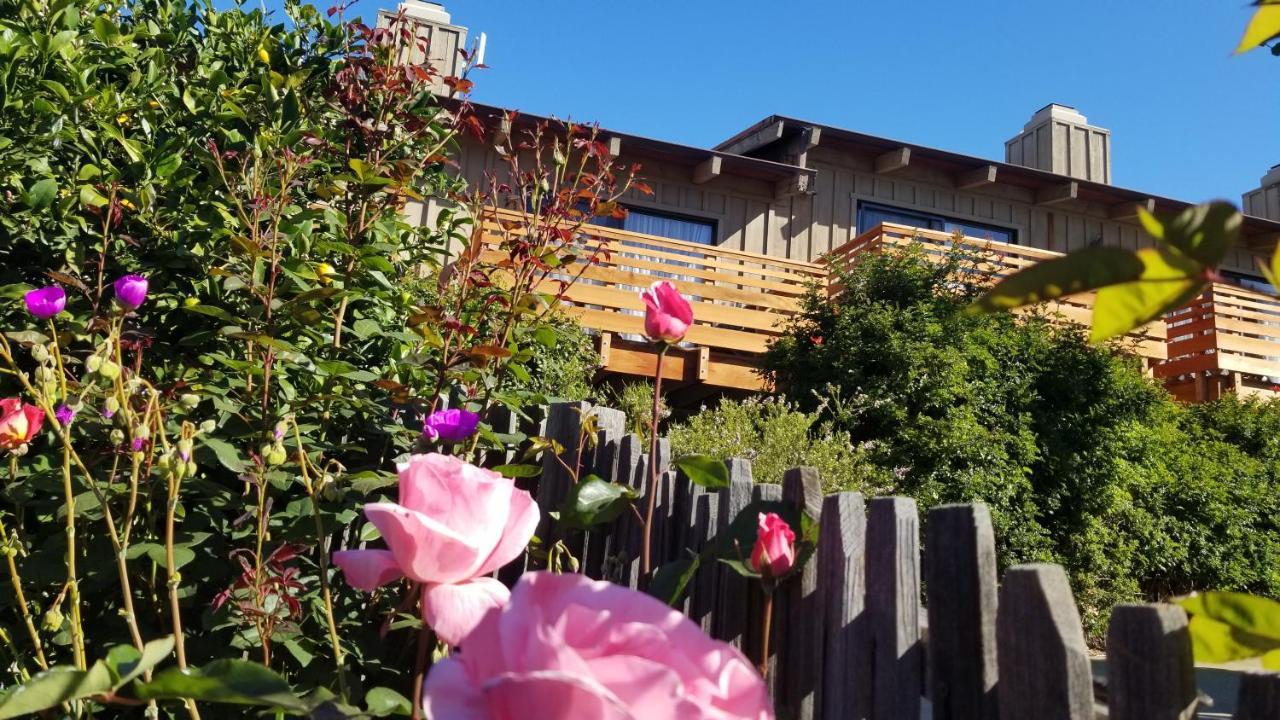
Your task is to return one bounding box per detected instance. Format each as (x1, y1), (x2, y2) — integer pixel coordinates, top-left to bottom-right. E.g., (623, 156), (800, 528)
(764, 242), (1280, 638)
(669, 396), (888, 495)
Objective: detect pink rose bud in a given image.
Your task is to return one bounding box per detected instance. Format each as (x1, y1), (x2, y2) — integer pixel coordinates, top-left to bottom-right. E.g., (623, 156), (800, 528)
(750, 512), (796, 579)
(0, 398), (45, 451)
(423, 572), (774, 720)
(23, 287), (66, 320)
(423, 408), (481, 444)
(639, 280), (693, 344)
(332, 453), (539, 646)
(113, 274), (149, 310)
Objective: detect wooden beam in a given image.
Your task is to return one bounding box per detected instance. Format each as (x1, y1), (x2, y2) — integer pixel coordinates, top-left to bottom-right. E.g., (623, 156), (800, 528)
(774, 171), (816, 198)
(696, 346), (710, 381)
(493, 114), (512, 146)
(874, 147), (911, 174)
(606, 136), (622, 157)
(1036, 181), (1078, 206)
(693, 155), (722, 185)
(956, 164), (997, 190)
(597, 332), (612, 368)
(1108, 198), (1156, 220)
(1244, 231), (1280, 252)
(719, 120), (785, 156)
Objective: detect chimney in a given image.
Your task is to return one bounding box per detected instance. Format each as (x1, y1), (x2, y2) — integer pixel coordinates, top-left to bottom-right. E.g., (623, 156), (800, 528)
(1005, 104), (1112, 184)
(378, 1), (468, 93)
(1243, 164), (1280, 221)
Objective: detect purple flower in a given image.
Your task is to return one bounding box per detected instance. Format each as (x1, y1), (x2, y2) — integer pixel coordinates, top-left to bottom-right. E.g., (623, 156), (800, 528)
(423, 408), (481, 444)
(54, 404), (75, 427)
(131, 437), (147, 452)
(24, 287), (66, 320)
(113, 274), (148, 310)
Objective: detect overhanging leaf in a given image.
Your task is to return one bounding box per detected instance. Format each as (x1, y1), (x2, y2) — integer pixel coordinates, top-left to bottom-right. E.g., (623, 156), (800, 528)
(972, 247), (1144, 313)
(0, 665), (113, 719)
(672, 454), (730, 490)
(559, 476), (639, 530)
(23, 178), (58, 209)
(364, 686), (412, 716)
(1235, 3), (1280, 54)
(1089, 246), (1205, 342)
(649, 552), (701, 607)
(1140, 202), (1241, 267)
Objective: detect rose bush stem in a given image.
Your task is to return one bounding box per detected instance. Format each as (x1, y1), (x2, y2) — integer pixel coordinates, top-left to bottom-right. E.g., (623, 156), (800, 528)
(758, 588), (774, 680)
(640, 345), (668, 586)
(0, 459), (46, 670)
(411, 617), (436, 720)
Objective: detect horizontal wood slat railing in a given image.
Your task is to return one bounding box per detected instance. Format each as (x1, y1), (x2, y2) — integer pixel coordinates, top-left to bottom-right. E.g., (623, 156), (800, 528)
(826, 223), (1170, 362)
(1158, 283), (1280, 382)
(478, 211), (1280, 396)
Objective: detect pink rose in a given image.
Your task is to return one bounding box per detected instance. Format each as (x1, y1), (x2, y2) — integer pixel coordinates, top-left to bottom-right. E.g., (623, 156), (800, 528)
(0, 398), (45, 451)
(750, 512), (795, 579)
(424, 571), (773, 720)
(639, 280), (693, 344)
(332, 453), (538, 646)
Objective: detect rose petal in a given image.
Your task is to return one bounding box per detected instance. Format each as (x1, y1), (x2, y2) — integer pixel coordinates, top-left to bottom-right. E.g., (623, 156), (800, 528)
(422, 656), (487, 720)
(364, 502), (486, 584)
(332, 549), (403, 591)
(395, 454), (512, 556)
(482, 670), (635, 720)
(473, 486), (539, 577)
(423, 577), (510, 647)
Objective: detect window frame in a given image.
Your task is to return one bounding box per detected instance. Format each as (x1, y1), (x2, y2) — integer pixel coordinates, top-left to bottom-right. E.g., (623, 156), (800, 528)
(856, 201), (1019, 245)
(588, 202), (720, 246)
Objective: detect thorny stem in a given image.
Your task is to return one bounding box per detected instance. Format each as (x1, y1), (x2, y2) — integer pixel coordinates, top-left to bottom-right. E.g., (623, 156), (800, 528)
(164, 462), (202, 720)
(1, 456), (46, 670)
(411, 618), (435, 720)
(639, 345), (668, 587)
(758, 588), (774, 680)
(289, 418), (349, 701)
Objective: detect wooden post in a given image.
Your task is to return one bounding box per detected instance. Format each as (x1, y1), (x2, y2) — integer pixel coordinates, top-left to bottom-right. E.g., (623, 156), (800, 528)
(533, 401), (589, 569)
(716, 459), (755, 648)
(818, 491), (870, 720)
(866, 497), (923, 720)
(1236, 671), (1280, 719)
(778, 468), (824, 720)
(996, 564), (1093, 720)
(1105, 604), (1196, 720)
(580, 407), (627, 580)
(610, 433), (646, 589)
(925, 503), (999, 720)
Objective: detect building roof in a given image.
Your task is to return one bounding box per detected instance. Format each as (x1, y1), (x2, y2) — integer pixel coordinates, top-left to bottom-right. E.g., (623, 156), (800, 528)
(719, 114), (1280, 249)
(456, 101), (815, 186)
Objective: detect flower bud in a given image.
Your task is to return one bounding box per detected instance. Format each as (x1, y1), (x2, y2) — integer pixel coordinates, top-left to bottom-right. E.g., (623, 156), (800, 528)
(185, 460), (197, 477)
(199, 419), (216, 434)
(265, 442), (287, 467)
(180, 393), (200, 410)
(133, 425), (150, 440)
(41, 607), (64, 632)
(109, 428), (125, 445)
(33, 366), (49, 383)
(86, 355), (103, 373)
(157, 453), (171, 469)
(104, 396), (121, 416)
(98, 359), (120, 379)
(31, 345), (49, 363)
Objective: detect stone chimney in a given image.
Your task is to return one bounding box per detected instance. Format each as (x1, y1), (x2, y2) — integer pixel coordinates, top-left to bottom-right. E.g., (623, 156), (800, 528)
(1005, 104), (1111, 184)
(1243, 164), (1280, 221)
(378, 1), (468, 94)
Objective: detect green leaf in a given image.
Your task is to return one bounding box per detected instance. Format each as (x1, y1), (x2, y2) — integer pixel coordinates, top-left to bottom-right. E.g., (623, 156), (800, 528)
(198, 436), (247, 473)
(672, 454), (730, 489)
(971, 247), (1144, 313)
(108, 636), (176, 685)
(1259, 245), (1280, 292)
(0, 665), (113, 719)
(23, 178), (58, 209)
(79, 185), (110, 208)
(649, 552), (702, 606)
(1089, 247), (1205, 342)
(1139, 202), (1241, 268)
(365, 687), (413, 716)
(558, 476), (639, 530)
(1180, 591), (1280, 665)
(1236, 3), (1280, 53)
(132, 659), (307, 711)
(492, 463), (542, 478)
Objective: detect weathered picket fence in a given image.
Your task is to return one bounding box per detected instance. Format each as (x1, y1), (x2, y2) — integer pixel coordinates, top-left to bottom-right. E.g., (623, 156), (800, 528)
(501, 401), (1280, 720)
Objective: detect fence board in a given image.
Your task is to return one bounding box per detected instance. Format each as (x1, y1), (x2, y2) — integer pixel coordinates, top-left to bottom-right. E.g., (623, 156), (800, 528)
(609, 433), (646, 589)
(1105, 603), (1196, 720)
(779, 468), (825, 720)
(867, 497), (923, 720)
(996, 564), (1093, 720)
(1236, 671), (1280, 720)
(581, 409), (627, 580)
(819, 491), (869, 720)
(716, 459), (755, 649)
(925, 503), (999, 720)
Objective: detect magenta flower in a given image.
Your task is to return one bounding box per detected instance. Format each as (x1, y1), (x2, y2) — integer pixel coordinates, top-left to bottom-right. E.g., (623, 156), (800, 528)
(23, 287), (66, 320)
(54, 404), (75, 427)
(750, 512), (797, 579)
(423, 408), (481, 444)
(113, 274), (148, 310)
(639, 280), (693, 344)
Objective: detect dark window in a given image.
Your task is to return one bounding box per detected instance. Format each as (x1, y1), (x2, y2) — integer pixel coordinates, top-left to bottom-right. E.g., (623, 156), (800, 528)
(1222, 270), (1276, 296)
(857, 202), (1017, 245)
(592, 206), (716, 245)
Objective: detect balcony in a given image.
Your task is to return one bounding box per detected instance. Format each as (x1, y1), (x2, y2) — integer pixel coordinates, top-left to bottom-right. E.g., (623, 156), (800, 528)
(479, 211), (1276, 401)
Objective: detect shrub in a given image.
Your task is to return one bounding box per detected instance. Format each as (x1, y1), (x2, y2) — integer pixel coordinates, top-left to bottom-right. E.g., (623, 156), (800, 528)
(669, 396), (888, 495)
(765, 241), (1280, 638)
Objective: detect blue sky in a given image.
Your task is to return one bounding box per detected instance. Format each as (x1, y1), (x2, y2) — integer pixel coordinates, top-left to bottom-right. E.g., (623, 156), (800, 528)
(323, 1), (1277, 204)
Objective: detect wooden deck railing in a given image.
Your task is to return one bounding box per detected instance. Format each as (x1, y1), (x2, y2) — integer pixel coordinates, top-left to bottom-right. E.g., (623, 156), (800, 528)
(1158, 282), (1280, 383)
(827, 223), (1169, 363)
(474, 213), (1280, 397)
(477, 208), (826, 391)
